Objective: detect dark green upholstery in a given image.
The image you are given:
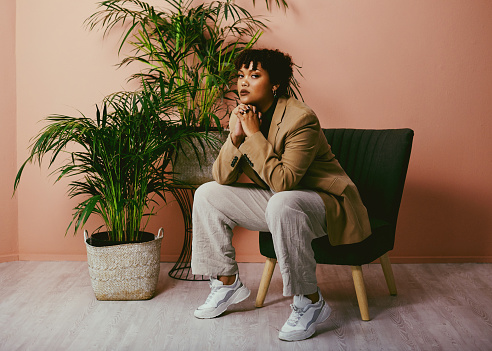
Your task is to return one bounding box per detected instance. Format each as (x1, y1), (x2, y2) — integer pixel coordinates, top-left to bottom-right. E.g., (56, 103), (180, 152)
(259, 128), (414, 266)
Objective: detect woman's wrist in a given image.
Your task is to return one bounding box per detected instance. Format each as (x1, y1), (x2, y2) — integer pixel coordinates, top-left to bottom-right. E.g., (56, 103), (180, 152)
(231, 133), (245, 148)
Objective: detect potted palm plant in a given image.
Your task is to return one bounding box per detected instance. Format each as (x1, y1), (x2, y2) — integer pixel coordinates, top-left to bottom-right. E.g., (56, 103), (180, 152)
(14, 79), (203, 300)
(85, 0), (273, 184)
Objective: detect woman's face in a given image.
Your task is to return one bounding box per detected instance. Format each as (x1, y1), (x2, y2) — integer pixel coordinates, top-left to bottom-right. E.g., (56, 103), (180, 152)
(237, 62), (277, 113)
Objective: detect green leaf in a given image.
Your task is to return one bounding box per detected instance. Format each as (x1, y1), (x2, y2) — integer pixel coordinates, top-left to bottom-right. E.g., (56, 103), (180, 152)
(96, 104), (101, 126)
(73, 195), (101, 235)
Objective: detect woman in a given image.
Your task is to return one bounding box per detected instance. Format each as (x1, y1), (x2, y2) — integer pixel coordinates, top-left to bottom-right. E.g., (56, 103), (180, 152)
(191, 49), (371, 341)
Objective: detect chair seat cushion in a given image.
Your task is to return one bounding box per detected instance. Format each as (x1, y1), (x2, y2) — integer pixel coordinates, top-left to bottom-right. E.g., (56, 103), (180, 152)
(258, 217), (395, 266)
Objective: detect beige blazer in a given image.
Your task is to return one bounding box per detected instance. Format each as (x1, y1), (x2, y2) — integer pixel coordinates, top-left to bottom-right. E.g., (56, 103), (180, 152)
(212, 96), (371, 246)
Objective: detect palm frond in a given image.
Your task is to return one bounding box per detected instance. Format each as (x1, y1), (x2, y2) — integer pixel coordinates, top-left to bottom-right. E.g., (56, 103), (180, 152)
(86, 0), (272, 130)
(14, 77), (205, 241)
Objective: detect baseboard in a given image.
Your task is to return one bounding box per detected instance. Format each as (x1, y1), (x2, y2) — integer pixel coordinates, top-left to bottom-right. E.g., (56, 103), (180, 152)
(18, 254), (88, 261)
(160, 254), (270, 263)
(163, 255), (492, 264)
(160, 254), (180, 262)
(384, 256), (492, 264)
(235, 254), (266, 263)
(0, 254), (19, 263)
(8, 254), (264, 263)
(16, 254), (192, 262)
(8, 253), (492, 264)
(235, 255), (492, 264)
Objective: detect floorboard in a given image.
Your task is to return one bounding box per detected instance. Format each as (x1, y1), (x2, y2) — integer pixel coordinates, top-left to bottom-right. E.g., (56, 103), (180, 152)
(0, 261), (491, 350)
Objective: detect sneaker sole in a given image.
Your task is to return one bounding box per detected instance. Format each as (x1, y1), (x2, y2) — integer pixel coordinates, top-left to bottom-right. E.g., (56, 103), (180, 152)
(279, 303), (332, 341)
(194, 285), (251, 319)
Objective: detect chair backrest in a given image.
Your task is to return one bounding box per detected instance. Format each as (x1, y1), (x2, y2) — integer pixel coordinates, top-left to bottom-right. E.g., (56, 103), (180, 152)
(323, 129), (414, 227)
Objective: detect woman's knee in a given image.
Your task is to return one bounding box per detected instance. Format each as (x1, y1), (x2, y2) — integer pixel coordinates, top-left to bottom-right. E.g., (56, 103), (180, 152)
(193, 182), (221, 212)
(194, 181), (219, 201)
(265, 191), (303, 221)
(193, 181), (236, 212)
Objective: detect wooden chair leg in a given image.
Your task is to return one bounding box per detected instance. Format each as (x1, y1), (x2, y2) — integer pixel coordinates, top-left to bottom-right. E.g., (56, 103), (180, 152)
(351, 265), (370, 321)
(255, 258), (277, 308)
(380, 252), (397, 296)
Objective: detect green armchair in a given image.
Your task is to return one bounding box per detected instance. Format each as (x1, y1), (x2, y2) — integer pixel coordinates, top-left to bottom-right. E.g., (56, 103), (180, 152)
(255, 128), (414, 321)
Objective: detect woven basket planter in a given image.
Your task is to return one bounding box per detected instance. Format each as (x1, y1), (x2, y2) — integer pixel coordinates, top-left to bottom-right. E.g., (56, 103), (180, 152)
(84, 228), (163, 301)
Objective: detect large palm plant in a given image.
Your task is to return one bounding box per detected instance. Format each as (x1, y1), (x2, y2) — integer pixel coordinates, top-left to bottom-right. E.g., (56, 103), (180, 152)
(14, 79), (203, 242)
(86, 0), (272, 130)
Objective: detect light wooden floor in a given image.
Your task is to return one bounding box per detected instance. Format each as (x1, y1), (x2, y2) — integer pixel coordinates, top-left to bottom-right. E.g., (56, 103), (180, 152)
(1, 261), (491, 351)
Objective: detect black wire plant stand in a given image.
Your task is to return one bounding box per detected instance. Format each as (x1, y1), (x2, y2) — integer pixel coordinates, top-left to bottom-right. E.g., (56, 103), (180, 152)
(168, 186), (208, 281)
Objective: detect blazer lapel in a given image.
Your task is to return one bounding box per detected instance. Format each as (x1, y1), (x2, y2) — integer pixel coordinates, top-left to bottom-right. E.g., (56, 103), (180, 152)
(268, 96), (288, 147)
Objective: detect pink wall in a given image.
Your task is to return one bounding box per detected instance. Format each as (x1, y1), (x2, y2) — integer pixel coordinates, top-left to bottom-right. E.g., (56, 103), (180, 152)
(0, 0), (19, 262)
(257, 0), (492, 262)
(11, 0), (492, 262)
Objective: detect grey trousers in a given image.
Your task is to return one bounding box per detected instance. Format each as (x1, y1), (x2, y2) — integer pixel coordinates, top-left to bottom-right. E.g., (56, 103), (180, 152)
(191, 181), (328, 296)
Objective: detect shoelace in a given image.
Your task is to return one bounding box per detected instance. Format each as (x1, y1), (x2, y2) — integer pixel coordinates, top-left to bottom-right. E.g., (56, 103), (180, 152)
(286, 304), (304, 326)
(204, 281), (222, 304)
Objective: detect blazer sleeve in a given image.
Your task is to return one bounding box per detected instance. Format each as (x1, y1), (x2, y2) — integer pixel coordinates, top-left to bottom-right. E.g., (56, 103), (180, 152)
(238, 111), (320, 193)
(211, 109), (244, 184)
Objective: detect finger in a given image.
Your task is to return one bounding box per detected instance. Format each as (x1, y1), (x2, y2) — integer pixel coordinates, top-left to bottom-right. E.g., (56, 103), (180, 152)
(240, 105), (251, 115)
(239, 104), (250, 115)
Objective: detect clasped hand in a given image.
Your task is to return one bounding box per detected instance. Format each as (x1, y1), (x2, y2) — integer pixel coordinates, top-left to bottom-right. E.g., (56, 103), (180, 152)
(231, 104), (261, 147)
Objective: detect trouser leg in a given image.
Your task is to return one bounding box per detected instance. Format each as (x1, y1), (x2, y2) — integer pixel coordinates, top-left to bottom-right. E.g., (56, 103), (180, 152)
(191, 182), (329, 297)
(191, 181), (272, 276)
(265, 190), (328, 296)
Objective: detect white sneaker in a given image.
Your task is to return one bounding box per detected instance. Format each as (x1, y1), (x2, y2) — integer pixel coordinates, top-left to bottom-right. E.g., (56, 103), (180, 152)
(279, 288), (331, 341)
(194, 274), (251, 319)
